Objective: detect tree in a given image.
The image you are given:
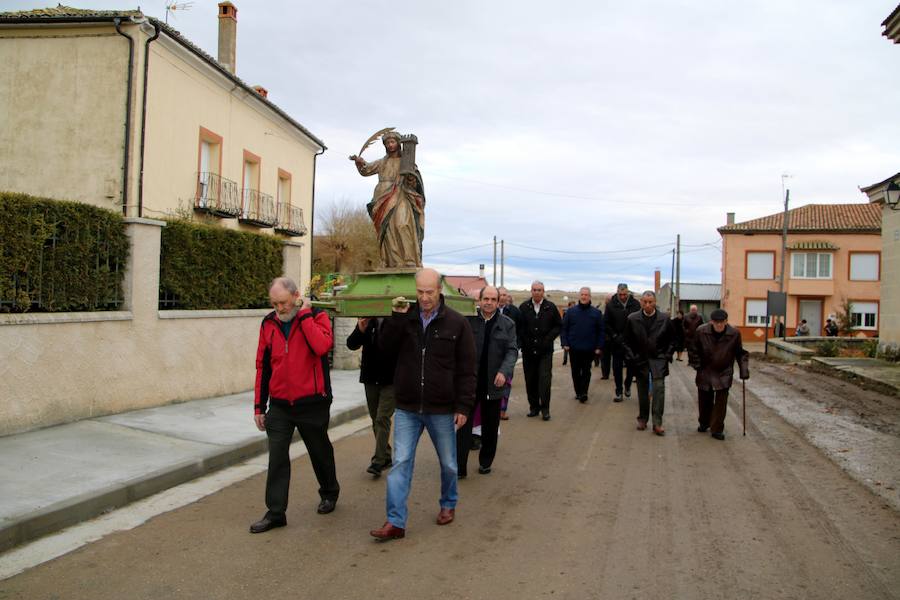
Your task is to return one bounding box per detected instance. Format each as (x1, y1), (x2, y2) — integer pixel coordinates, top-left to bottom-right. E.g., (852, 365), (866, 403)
(832, 297), (855, 336)
(312, 200), (379, 276)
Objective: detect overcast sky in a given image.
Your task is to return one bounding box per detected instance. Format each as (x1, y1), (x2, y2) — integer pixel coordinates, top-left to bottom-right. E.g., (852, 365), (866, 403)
(9, 0), (900, 292)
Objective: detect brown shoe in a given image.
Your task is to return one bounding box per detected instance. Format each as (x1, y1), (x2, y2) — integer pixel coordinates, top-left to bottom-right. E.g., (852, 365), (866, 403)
(499, 411), (509, 420)
(370, 521), (405, 540)
(436, 508), (455, 525)
(653, 425), (666, 436)
(636, 418), (647, 431)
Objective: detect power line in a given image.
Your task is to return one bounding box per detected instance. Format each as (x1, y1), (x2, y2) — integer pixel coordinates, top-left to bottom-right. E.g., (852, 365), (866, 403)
(504, 240), (674, 255)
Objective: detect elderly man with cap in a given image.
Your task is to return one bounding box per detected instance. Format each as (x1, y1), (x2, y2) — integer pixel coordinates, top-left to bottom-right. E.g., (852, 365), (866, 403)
(688, 308), (750, 441)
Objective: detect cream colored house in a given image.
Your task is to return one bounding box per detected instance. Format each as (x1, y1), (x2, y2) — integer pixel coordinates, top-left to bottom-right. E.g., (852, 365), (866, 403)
(0, 4), (326, 435)
(718, 204), (882, 340)
(0, 3), (323, 284)
(860, 173), (899, 350)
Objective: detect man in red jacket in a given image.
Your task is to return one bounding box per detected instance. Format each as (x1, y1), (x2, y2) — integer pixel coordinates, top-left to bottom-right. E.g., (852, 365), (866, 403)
(249, 277), (339, 534)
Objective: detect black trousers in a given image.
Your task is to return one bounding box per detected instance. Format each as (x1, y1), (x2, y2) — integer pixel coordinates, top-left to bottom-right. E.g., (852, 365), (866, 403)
(457, 397), (501, 475)
(600, 346), (611, 378)
(698, 388), (730, 434)
(264, 400), (339, 520)
(569, 349), (595, 398)
(611, 344), (633, 395)
(523, 352), (553, 415)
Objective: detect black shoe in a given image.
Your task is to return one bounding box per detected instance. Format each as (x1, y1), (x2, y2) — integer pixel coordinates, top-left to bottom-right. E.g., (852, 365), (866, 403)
(366, 463), (382, 476)
(697, 426), (709, 433)
(711, 432), (725, 441)
(579, 396), (588, 403)
(542, 414), (551, 421)
(478, 466), (492, 475)
(471, 436), (482, 450)
(317, 498), (337, 514)
(624, 388), (631, 398)
(249, 516), (286, 534)
(458, 472), (467, 479)
(614, 394), (623, 402)
(382, 459), (393, 470)
(527, 409), (540, 417)
(600, 375), (610, 380)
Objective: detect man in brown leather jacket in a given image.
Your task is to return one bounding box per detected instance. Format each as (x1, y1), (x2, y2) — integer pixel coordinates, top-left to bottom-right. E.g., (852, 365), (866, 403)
(689, 309), (750, 441)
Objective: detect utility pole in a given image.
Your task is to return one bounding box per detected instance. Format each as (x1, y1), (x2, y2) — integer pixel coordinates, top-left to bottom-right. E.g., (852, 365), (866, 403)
(500, 239), (505, 287)
(675, 234), (681, 314)
(669, 248), (676, 313)
(492, 236), (497, 286)
(779, 189), (790, 293)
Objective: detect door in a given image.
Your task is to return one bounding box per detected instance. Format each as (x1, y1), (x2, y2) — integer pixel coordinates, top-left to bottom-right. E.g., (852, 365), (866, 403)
(799, 300), (822, 336)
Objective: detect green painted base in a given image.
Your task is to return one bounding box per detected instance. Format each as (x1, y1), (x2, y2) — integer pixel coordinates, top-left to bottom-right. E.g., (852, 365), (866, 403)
(311, 270), (476, 317)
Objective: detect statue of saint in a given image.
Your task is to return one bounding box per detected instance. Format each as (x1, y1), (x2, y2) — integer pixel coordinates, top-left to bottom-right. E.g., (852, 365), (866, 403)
(350, 131), (425, 268)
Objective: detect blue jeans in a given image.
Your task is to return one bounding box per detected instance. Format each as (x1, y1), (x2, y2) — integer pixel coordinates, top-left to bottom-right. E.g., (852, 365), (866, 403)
(386, 409), (458, 529)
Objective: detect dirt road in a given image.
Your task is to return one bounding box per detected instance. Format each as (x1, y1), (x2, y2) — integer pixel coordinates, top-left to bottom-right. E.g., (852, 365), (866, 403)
(2, 359), (898, 599)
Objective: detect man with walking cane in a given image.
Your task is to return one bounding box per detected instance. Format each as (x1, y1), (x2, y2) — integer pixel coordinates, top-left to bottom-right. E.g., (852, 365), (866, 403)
(688, 309), (749, 441)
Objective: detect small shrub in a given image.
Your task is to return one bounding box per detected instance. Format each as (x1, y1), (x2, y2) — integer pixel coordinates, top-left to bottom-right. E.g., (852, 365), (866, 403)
(861, 338), (878, 359)
(879, 343), (900, 363)
(816, 339), (842, 357)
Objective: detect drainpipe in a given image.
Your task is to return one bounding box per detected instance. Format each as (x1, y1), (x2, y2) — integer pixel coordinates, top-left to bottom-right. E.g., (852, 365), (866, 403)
(114, 18), (135, 216)
(137, 21), (161, 218)
(309, 146), (325, 275)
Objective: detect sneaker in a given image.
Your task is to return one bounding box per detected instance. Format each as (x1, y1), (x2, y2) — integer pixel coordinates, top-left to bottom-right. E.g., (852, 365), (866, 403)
(624, 388), (631, 398)
(614, 394), (623, 403)
(366, 463), (382, 476)
(711, 432), (725, 441)
(636, 418), (648, 431)
(697, 426), (708, 433)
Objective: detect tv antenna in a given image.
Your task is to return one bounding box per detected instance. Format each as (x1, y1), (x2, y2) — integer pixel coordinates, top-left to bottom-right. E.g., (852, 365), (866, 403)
(165, 1), (194, 23)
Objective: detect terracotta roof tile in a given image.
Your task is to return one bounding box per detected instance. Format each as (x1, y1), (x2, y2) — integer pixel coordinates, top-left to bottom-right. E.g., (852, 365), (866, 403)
(718, 203), (881, 234)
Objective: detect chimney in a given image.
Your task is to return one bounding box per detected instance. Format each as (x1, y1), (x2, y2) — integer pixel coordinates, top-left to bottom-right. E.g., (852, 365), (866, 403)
(726, 212), (735, 225)
(217, 2), (237, 75)
(252, 85), (268, 98)
(654, 269), (661, 293)
(479, 264), (485, 278)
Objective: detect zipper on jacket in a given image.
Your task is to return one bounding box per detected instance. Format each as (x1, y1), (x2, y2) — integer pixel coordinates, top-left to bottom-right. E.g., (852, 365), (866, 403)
(419, 345), (426, 414)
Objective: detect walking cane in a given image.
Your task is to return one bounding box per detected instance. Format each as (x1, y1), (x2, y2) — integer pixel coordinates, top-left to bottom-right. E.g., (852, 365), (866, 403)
(742, 379), (747, 436)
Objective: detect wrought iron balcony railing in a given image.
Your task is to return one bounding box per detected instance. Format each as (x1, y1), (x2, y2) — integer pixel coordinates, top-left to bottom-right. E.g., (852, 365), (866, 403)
(274, 201), (308, 236)
(194, 172), (241, 218)
(239, 188), (277, 227)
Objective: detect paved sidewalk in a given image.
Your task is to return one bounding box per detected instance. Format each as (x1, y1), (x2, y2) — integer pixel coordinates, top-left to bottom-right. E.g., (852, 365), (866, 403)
(0, 370), (368, 553)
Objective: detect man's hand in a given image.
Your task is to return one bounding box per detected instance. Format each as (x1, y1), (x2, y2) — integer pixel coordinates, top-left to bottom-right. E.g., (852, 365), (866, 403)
(357, 317), (370, 332)
(254, 413), (266, 431)
(454, 413), (467, 431)
(391, 296), (410, 313)
(594, 348), (602, 356)
(494, 372), (507, 387)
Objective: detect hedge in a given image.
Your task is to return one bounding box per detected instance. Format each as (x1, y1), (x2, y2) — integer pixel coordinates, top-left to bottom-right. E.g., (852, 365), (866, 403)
(159, 219), (283, 310)
(0, 192), (128, 312)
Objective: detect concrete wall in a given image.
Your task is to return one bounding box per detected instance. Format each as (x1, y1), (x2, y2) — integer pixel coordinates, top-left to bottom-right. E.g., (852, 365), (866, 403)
(880, 207), (899, 349)
(0, 220), (273, 436)
(720, 231), (882, 341)
(0, 25), (128, 210)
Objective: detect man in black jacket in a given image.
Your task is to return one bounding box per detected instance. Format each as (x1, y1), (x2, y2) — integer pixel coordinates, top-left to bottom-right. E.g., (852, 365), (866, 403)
(370, 268), (476, 541)
(604, 284), (641, 402)
(346, 317), (396, 477)
(458, 286), (518, 477)
(518, 280), (562, 421)
(497, 287), (521, 420)
(623, 290), (675, 436)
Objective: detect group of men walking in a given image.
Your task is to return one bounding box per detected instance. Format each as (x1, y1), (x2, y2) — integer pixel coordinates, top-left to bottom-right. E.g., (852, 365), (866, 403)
(247, 273), (749, 540)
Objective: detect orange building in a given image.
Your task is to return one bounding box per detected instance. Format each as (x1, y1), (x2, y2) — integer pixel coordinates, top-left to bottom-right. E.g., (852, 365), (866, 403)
(718, 204), (882, 340)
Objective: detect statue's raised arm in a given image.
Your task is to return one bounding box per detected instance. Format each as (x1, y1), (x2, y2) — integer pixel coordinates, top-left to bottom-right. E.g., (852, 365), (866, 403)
(349, 129), (425, 269)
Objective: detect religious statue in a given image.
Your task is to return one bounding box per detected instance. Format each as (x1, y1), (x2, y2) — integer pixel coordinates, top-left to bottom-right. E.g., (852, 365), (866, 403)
(349, 129), (425, 269)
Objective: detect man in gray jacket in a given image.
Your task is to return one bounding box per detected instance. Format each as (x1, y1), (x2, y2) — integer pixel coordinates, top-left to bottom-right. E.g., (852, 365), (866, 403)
(457, 286), (518, 477)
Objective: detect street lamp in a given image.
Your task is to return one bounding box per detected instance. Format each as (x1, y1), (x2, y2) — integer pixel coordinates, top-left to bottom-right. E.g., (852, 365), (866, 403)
(886, 181), (900, 210)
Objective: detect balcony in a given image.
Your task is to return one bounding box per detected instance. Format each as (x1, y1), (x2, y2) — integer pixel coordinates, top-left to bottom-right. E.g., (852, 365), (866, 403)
(274, 202), (308, 236)
(239, 188), (277, 228)
(194, 172), (241, 218)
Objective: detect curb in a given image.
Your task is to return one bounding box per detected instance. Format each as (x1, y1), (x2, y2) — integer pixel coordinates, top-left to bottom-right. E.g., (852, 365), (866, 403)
(0, 404), (369, 553)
